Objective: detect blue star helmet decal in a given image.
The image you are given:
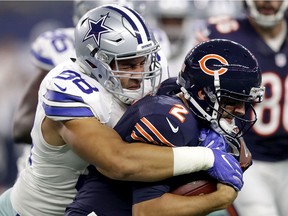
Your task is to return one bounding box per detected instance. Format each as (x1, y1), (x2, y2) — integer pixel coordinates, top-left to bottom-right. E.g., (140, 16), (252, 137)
(83, 14), (113, 46)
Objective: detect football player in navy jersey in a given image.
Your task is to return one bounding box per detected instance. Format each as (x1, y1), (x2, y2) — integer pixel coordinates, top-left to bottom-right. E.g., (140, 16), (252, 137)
(196, 1), (288, 215)
(65, 39), (264, 216)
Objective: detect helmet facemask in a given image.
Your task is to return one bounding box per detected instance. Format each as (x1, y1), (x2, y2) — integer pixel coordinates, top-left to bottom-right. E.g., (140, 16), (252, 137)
(210, 89), (261, 139)
(79, 43), (162, 104)
(179, 81), (264, 139)
(102, 49), (162, 104)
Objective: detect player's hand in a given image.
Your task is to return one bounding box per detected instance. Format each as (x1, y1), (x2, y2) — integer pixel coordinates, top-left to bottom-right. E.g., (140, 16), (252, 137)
(199, 128), (240, 159)
(207, 149), (243, 191)
(214, 183), (238, 208)
(199, 128), (228, 152)
(223, 134), (240, 160)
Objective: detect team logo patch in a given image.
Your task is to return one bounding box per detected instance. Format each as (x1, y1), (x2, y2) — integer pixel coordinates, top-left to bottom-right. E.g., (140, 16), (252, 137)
(83, 14), (113, 46)
(199, 54), (228, 76)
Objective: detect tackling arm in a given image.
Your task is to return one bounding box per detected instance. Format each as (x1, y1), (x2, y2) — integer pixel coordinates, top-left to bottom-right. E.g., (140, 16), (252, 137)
(58, 117), (175, 182)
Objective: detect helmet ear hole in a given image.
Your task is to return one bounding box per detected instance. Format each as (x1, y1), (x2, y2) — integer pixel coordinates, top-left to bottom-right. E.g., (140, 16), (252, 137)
(95, 51), (110, 65)
(85, 60), (97, 68)
(197, 90), (205, 100)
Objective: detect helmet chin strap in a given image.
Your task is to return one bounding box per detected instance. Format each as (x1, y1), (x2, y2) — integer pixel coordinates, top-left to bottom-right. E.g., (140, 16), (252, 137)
(180, 69), (221, 122)
(180, 86), (212, 121)
(116, 85), (145, 105)
(210, 70), (221, 121)
(211, 118), (239, 137)
(209, 70), (241, 139)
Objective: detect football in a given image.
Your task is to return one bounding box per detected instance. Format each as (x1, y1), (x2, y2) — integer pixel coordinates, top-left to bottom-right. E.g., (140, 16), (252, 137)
(171, 179), (217, 196)
(171, 172), (217, 196)
(238, 137), (252, 172)
(171, 137), (252, 196)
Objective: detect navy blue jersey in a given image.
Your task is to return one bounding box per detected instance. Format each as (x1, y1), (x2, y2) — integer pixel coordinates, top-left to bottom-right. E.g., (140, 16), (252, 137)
(115, 94), (202, 204)
(116, 94), (200, 148)
(156, 77), (181, 96)
(65, 165), (132, 216)
(201, 17), (288, 161)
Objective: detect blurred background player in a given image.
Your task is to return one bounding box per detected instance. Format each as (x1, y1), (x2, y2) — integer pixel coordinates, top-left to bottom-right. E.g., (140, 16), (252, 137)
(13, 0), (171, 173)
(195, 0), (288, 215)
(141, 0), (243, 77)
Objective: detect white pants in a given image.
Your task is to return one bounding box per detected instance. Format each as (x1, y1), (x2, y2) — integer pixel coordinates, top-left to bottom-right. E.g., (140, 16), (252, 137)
(234, 159), (288, 216)
(0, 188), (18, 216)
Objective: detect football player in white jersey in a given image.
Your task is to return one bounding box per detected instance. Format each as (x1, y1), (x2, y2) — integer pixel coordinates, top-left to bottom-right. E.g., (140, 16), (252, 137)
(13, 0), (171, 153)
(0, 4), (244, 216)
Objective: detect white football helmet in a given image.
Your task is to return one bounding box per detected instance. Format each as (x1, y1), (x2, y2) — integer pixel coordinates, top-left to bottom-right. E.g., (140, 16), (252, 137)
(73, 0), (100, 26)
(144, 0), (194, 58)
(74, 4), (162, 104)
(245, 0), (288, 27)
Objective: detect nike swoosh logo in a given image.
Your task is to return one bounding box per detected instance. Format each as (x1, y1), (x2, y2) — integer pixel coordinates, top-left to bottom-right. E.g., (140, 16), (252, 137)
(54, 83), (67, 92)
(166, 117), (179, 133)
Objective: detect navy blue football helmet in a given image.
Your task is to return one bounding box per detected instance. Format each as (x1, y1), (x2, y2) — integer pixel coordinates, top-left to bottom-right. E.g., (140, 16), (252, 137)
(177, 39), (265, 138)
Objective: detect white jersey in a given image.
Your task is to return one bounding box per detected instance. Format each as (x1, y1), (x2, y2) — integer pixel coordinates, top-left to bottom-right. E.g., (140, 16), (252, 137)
(11, 59), (127, 216)
(30, 27), (75, 71)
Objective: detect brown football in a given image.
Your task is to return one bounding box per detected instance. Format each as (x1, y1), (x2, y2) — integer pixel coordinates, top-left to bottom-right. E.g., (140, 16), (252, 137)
(171, 172), (217, 196)
(171, 179), (217, 196)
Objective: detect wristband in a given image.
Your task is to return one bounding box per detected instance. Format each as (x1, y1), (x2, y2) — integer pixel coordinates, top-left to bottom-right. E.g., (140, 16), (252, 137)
(172, 146), (214, 176)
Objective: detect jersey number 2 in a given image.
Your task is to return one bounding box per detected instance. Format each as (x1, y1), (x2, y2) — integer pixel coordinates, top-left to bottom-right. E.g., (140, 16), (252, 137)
(169, 104), (189, 123)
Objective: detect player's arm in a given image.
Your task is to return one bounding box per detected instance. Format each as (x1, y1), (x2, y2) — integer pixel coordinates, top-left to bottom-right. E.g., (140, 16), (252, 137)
(132, 183), (237, 216)
(55, 117), (175, 182)
(53, 116), (220, 182)
(13, 68), (48, 144)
